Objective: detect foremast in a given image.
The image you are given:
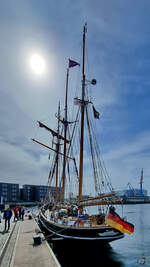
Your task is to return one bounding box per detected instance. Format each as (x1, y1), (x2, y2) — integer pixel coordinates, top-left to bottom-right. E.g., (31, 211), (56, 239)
(78, 23), (87, 205)
(61, 67), (69, 203)
(55, 102), (61, 202)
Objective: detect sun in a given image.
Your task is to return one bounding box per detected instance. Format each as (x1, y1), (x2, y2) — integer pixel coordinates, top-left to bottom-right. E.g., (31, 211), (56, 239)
(29, 53), (46, 75)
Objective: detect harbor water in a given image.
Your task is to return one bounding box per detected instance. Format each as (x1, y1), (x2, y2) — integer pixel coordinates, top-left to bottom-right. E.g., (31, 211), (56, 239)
(51, 204), (150, 267)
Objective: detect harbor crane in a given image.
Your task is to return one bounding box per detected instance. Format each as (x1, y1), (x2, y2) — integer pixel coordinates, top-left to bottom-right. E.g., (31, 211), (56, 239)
(139, 168), (144, 196)
(126, 182), (136, 196)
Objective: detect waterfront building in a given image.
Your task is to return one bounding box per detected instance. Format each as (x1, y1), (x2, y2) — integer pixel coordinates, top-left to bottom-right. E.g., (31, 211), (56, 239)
(22, 184), (61, 202)
(0, 182), (19, 203)
(116, 189), (149, 203)
(0, 182), (62, 203)
(116, 189), (148, 198)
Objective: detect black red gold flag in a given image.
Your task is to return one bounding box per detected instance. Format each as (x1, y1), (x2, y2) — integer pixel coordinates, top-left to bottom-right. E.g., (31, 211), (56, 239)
(105, 207), (134, 234)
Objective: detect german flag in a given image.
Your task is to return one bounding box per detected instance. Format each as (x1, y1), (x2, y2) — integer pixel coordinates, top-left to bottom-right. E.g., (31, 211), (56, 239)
(105, 207), (134, 234)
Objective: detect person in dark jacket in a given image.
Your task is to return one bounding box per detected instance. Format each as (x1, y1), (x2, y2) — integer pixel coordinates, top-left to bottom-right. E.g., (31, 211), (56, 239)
(21, 206), (25, 221)
(3, 207), (12, 231)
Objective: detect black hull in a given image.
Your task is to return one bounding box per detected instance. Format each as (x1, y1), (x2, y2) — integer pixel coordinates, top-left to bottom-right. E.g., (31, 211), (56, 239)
(39, 212), (124, 243)
(52, 241), (124, 267)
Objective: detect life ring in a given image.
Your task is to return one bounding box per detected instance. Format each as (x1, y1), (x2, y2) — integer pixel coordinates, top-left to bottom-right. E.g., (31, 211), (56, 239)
(137, 255), (146, 265)
(74, 219), (84, 227)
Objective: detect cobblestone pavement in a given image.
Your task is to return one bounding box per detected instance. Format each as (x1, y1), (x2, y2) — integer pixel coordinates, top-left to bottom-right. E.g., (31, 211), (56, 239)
(0, 221), (20, 267)
(0, 208), (40, 265)
(0, 207), (39, 254)
(0, 217), (16, 255)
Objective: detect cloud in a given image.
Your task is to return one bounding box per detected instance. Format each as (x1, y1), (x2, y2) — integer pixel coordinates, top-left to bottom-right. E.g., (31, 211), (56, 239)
(0, 0), (150, 196)
(103, 131), (150, 190)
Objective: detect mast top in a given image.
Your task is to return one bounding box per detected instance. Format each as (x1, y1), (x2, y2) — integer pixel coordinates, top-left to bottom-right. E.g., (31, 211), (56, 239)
(84, 23), (87, 33)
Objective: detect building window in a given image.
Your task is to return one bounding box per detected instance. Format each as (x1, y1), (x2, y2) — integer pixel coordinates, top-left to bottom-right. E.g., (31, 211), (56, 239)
(2, 189), (7, 193)
(2, 184), (8, 188)
(12, 189), (17, 193)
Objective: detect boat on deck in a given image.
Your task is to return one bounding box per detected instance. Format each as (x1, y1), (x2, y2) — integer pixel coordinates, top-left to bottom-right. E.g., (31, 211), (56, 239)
(32, 24), (134, 243)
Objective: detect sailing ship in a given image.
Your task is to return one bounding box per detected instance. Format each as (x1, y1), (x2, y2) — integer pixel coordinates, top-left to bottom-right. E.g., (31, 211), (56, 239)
(32, 24), (134, 243)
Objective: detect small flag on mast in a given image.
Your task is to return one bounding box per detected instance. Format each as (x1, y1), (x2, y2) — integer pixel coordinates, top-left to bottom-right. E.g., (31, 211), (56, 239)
(74, 97), (82, 105)
(92, 106), (100, 119)
(69, 59), (80, 68)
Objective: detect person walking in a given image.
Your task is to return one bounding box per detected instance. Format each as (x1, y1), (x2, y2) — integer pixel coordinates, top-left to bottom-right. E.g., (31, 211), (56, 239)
(21, 206), (25, 221)
(0, 210), (2, 223)
(17, 205), (21, 220)
(14, 207), (18, 221)
(3, 207), (12, 231)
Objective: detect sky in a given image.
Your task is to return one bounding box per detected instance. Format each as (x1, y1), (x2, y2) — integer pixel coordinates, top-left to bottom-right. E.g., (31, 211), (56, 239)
(0, 0), (150, 194)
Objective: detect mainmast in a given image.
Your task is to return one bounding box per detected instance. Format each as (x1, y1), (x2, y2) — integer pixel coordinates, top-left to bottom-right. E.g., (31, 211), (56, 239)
(55, 102), (60, 202)
(78, 23), (87, 203)
(61, 67), (69, 203)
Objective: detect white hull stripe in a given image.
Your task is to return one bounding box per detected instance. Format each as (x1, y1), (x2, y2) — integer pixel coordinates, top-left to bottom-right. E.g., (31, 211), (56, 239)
(40, 218), (124, 241)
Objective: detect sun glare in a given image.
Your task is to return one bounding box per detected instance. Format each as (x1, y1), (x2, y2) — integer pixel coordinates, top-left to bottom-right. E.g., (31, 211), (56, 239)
(30, 54), (46, 75)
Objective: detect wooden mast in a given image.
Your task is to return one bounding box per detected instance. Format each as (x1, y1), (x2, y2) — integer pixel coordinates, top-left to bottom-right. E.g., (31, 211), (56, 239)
(61, 67), (69, 203)
(32, 138), (73, 160)
(78, 23), (87, 204)
(55, 102), (60, 202)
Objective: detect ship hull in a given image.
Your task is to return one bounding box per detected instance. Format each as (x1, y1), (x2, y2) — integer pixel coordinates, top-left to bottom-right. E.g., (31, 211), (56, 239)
(39, 211), (124, 243)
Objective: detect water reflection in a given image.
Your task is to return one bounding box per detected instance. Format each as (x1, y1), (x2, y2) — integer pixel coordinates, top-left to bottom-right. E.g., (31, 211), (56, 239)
(111, 204), (150, 266)
(51, 240), (124, 267)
